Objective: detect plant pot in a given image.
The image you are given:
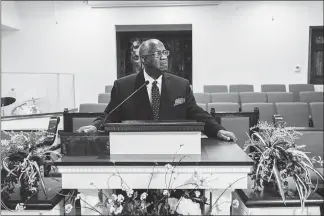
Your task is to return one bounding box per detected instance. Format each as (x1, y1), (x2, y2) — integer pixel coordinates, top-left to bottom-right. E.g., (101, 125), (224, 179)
(1, 168), (7, 184)
(19, 175), (40, 201)
(262, 180), (280, 195)
(19, 176), (30, 199)
(19, 163), (42, 199)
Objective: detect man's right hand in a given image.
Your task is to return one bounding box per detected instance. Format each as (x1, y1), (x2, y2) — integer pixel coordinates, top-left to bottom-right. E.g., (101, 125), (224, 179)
(76, 125), (97, 133)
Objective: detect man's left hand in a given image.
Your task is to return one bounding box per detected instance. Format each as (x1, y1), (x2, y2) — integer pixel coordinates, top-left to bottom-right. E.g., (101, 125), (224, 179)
(217, 130), (237, 142)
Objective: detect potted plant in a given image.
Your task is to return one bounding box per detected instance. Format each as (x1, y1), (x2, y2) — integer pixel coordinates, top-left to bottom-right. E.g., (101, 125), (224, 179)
(244, 121), (324, 208)
(1, 130), (61, 201)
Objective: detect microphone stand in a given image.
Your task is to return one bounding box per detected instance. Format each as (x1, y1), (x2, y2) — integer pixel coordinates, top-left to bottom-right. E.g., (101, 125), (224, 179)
(98, 80), (149, 131)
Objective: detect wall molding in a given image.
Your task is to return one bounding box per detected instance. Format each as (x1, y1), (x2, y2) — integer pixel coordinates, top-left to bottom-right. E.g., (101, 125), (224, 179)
(58, 166), (252, 174)
(116, 24), (192, 32)
(87, 1), (221, 8)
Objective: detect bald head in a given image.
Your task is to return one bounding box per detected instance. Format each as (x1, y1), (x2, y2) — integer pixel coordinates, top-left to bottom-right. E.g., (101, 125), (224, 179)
(139, 39), (165, 57)
(139, 39), (168, 77)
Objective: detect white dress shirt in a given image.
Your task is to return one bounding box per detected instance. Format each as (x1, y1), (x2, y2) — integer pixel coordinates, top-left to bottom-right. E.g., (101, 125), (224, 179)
(143, 69), (162, 103)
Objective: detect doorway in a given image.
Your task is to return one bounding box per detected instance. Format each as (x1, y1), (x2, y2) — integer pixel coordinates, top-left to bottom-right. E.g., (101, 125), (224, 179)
(308, 26), (324, 84)
(116, 24), (193, 84)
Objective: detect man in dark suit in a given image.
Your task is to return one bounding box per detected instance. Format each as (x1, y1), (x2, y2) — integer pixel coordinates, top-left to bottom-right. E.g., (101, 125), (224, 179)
(77, 39), (236, 141)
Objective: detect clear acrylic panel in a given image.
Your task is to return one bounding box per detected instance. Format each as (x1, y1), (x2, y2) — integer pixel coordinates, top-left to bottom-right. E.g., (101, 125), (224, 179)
(1, 72), (75, 116)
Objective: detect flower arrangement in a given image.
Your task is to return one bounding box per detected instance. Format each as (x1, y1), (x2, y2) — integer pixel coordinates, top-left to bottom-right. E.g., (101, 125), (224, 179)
(1, 130), (61, 203)
(88, 164), (209, 216)
(60, 146), (247, 215)
(94, 187), (205, 215)
(244, 121), (324, 208)
(62, 160), (246, 216)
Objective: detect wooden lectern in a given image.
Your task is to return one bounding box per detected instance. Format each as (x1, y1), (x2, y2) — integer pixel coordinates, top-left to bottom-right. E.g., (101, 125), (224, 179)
(55, 121), (254, 215)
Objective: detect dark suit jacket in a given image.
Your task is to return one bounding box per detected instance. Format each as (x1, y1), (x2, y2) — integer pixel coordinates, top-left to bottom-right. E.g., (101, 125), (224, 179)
(92, 71), (225, 138)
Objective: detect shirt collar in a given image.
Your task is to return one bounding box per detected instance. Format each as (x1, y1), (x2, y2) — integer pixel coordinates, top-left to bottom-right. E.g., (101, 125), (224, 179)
(143, 68), (162, 86)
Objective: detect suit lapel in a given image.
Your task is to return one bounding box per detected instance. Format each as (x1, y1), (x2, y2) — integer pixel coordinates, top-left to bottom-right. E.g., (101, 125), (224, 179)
(134, 71), (153, 120)
(159, 73), (173, 120)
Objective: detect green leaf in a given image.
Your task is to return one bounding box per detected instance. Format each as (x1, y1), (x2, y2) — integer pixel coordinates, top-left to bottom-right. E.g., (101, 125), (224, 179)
(31, 161), (47, 197)
(314, 174), (319, 194)
(286, 149), (313, 166)
(293, 175), (304, 209)
(243, 144), (263, 153)
(306, 183), (312, 201)
(256, 159), (264, 178)
(2, 157), (18, 177)
(245, 132), (255, 144)
(252, 133), (268, 147)
(274, 149), (281, 159)
(305, 167), (312, 187)
(274, 145), (288, 155)
(296, 145), (306, 150)
(296, 174), (307, 196)
(273, 159), (286, 204)
(300, 161), (324, 180)
(295, 174), (307, 209)
(297, 162), (310, 183)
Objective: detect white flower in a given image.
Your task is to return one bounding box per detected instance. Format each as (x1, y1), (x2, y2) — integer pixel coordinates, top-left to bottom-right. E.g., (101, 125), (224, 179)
(140, 192), (148, 200)
(163, 190), (170, 196)
(109, 206), (116, 213)
(232, 199), (239, 209)
(168, 197), (179, 214)
(64, 204), (73, 213)
(30, 187), (37, 193)
(193, 170), (205, 186)
(176, 197), (201, 215)
(15, 203), (25, 211)
(121, 182), (128, 191)
(75, 194), (81, 200)
(117, 194), (124, 203)
(111, 194), (118, 201)
(1, 140), (9, 147)
(107, 199), (113, 204)
(194, 190), (201, 197)
(114, 205), (123, 214)
(165, 163), (174, 170)
(126, 189), (134, 197)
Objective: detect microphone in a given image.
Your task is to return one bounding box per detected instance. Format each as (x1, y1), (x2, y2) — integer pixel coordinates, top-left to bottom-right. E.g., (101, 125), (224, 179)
(99, 80), (150, 130)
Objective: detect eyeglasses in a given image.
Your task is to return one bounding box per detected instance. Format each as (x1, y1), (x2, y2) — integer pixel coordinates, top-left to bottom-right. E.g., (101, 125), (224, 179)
(142, 50), (170, 58)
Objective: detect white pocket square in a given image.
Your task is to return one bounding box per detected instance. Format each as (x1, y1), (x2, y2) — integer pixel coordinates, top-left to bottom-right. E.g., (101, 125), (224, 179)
(174, 97), (185, 106)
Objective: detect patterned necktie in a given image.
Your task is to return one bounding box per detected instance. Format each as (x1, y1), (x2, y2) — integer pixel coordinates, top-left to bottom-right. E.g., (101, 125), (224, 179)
(151, 81), (160, 120)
